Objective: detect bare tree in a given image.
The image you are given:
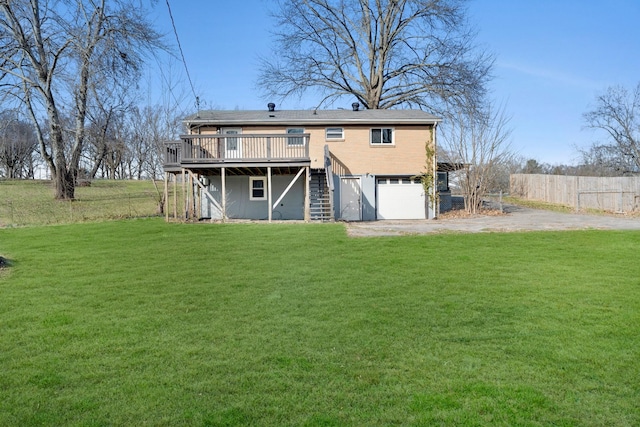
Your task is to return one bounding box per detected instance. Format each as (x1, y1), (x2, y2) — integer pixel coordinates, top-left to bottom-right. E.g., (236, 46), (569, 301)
(583, 83), (640, 174)
(80, 76), (137, 180)
(576, 144), (637, 176)
(259, 0), (492, 111)
(127, 105), (177, 180)
(0, 0), (163, 199)
(0, 110), (38, 178)
(440, 102), (513, 213)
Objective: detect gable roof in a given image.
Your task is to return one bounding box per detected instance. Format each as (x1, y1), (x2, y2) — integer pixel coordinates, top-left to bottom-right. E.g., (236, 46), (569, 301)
(184, 109), (441, 127)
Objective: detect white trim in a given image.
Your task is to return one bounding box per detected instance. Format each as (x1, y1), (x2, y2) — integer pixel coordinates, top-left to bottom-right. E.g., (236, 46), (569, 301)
(249, 176), (267, 201)
(325, 127), (344, 140)
(370, 127), (394, 145)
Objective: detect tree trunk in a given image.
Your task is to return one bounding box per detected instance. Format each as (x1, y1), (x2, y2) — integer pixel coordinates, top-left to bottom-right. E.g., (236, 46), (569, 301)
(54, 169), (76, 200)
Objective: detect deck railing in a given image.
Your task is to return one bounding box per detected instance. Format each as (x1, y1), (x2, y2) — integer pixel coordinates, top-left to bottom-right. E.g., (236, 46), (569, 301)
(164, 133), (310, 167)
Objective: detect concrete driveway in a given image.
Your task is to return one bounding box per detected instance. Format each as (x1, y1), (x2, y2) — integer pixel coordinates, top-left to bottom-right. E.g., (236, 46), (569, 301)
(346, 204), (640, 237)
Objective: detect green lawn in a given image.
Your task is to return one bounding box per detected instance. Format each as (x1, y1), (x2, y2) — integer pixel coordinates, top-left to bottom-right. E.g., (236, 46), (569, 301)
(0, 179), (164, 226)
(1, 220), (639, 426)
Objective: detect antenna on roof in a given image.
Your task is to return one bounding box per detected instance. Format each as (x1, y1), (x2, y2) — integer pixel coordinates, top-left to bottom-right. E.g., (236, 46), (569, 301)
(313, 94), (334, 115)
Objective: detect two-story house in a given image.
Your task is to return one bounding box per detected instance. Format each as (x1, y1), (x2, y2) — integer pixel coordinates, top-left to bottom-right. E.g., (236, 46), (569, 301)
(163, 103), (443, 222)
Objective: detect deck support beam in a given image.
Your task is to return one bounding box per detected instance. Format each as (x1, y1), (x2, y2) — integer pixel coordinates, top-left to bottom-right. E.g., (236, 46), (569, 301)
(304, 166), (310, 222)
(164, 172), (169, 222)
(173, 173), (178, 220)
(189, 171), (224, 217)
(272, 167), (305, 210)
(267, 166), (273, 223)
(182, 169), (187, 220)
(221, 167), (227, 222)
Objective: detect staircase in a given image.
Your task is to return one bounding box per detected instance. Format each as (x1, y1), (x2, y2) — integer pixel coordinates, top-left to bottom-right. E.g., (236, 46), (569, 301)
(309, 169), (333, 221)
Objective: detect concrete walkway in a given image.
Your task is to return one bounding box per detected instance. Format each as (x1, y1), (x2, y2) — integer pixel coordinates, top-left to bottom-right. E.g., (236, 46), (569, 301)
(346, 204), (640, 236)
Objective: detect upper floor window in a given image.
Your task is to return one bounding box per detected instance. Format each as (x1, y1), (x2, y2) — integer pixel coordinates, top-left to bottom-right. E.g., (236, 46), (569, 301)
(326, 127), (344, 140)
(371, 128), (394, 145)
(287, 128), (304, 146)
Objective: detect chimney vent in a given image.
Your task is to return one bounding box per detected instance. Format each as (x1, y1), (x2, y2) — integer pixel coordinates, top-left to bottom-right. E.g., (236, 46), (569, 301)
(267, 102), (276, 112)
(352, 102), (360, 111)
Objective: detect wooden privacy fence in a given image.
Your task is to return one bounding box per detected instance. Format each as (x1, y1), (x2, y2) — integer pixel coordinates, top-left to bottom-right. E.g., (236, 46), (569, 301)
(510, 174), (640, 213)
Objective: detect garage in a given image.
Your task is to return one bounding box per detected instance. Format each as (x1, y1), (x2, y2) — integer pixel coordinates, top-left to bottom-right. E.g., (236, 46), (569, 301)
(376, 177), (426, 219)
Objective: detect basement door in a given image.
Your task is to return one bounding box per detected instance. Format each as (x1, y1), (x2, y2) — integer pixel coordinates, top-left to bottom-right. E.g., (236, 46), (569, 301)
(376, 177), (426, 219)
(340, 177), (361, 221)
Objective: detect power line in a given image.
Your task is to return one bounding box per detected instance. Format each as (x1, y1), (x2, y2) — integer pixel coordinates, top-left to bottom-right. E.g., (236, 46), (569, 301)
(165, 0), (200, 112)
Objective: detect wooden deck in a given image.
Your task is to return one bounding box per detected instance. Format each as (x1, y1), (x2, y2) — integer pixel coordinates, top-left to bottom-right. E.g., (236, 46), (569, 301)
(164, 133), (310, 171)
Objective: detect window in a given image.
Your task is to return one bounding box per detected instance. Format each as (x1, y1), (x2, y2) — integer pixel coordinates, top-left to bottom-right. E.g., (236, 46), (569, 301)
(326, 127), (344, 140)
(437, 172), (449, 192)
(249, 177), (267, 200)
(371, 128), (393, 145)
(287, 128), (304, 146)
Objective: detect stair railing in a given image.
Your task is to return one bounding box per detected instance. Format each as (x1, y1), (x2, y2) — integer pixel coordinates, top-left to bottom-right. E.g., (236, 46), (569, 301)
(323, 145), (335, 220)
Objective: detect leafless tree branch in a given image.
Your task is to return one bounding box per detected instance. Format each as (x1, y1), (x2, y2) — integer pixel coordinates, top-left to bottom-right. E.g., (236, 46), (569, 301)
(258, 0), (493, 112)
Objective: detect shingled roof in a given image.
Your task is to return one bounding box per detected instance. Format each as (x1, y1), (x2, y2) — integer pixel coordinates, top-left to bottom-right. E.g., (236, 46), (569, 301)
(184, 107), (440, 126)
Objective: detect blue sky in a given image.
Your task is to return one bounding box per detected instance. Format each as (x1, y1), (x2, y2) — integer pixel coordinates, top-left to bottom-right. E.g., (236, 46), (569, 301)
(149, 0), (640, 165)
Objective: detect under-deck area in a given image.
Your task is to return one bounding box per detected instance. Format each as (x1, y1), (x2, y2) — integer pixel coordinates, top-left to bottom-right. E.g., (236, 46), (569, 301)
(163, 134), (333, 222)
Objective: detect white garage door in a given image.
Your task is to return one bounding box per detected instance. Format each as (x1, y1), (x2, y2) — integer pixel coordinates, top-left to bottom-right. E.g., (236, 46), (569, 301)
(377, 178), (426, 219)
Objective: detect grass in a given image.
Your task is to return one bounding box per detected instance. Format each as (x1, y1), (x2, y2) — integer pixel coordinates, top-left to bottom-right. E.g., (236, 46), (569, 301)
(502, 196), (575, 213)
(1, 219), (639, 426)
(503, 195), (640, 217)
(0, 179), (164, 226)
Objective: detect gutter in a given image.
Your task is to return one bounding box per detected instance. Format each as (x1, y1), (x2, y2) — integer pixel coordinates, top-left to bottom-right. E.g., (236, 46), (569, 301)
(432, 122), (438, 220)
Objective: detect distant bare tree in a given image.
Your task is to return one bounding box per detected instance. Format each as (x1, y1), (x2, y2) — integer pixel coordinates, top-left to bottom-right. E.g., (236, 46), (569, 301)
(259, 0), (493, 111)
(520, 158), (545, 175)
(0, 111), (38, 178)
(80, 76), (136, 180)
(577, 142), (638, 176)
(583, 83), (640, 174)
(0, 0), (163, 199)
(441, 102), (513, 213)
(484, 155), (522, 193)
(127, 105), (181, 180)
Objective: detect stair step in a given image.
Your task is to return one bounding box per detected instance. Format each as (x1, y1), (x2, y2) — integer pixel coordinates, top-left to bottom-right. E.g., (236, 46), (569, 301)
(310, 171), (332, 220)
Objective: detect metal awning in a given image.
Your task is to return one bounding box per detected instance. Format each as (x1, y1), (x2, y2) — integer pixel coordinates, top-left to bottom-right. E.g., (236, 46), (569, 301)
(437, 162), (466, 172)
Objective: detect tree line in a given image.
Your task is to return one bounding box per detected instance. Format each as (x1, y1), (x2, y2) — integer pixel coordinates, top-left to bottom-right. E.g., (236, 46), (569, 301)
(0, 104), (182, 181)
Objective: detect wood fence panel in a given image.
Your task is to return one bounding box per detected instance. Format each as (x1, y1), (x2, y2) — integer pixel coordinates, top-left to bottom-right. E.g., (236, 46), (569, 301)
(510, 174), (640, 212)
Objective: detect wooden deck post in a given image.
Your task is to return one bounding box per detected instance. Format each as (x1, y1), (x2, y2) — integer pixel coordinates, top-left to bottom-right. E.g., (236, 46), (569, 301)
(304, 166), (310, 222)
(164, 172), (169, 222)
(221, 167), (227, 223)
(173, 173), (177, 220)
(182, 169), (186, 220)
(195, 174), (199, 218)
(267, 166), (272, 223)
(188, 171), (194, 220)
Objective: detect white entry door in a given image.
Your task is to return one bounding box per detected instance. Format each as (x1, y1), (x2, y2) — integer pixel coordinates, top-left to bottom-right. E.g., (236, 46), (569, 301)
(340, 177), (361, 221)
(222, 128), (242, 159)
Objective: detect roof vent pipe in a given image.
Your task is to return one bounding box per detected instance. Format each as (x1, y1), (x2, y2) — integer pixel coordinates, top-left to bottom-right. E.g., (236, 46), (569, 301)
(352, 102), (360, 111)
(267, 102), (276, 112)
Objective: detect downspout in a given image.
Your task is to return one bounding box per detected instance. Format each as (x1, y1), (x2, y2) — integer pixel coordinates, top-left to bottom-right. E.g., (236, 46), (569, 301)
(432, 122), (438, 219)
